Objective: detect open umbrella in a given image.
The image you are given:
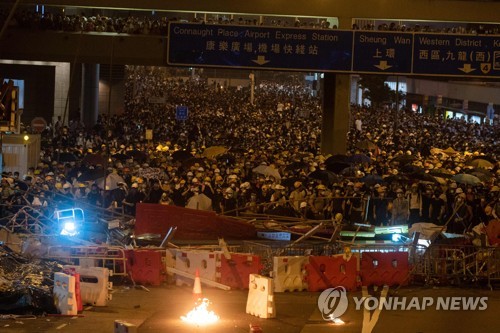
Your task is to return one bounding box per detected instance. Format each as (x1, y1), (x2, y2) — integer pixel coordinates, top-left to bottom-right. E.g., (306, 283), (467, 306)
(360, 174), (385, 186)
(471, 155), (496, 164)
(172, 150), (193, 162)
(429, 170), (454, 179)
(281, 177), (305, 188)
(95, 173), (125, 190)
(228, 147), (248, 154)
(391, 154), (417, 165)
(348, 153), (371, 164)
(77, 168), (106, 182)
(111, 153), (129, 161)
(82, 153), (107, 166)
(452, 174), (482, 186)
(252, 164), (281, 179)
(325, 154), (349, 164)
(307, 170), (340, 184)
(442, 147), (458, 155)
(285, 161), (308, 171)
(355, 140), (378, 151)
(126, 150), (148, 162)
(186, 193), (212, 211)
(326, 162), (352, 174)
(217, 153), (236, 165)
(202, 146), (228, 159)
(383, 174), (410, 184)
(409, 172), (438, 184)
(183, 157), (206, 169)
(465, 158), (494, 169)
(401, 164), (424, 174)
(57, 152), (78, 162)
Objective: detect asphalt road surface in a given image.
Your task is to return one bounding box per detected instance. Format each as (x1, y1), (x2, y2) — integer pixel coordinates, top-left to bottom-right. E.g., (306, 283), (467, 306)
(1, 285), (499, 333)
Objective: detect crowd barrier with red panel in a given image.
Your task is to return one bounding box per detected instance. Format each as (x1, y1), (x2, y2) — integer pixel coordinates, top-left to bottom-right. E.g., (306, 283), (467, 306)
(304, 255), (359, 292)
(125, 249), (166, 286)
(360, 252), (409, 287)
(135, 203), (256, 240)
(216, 253), (263, 289)
(63, 267), (82, 312)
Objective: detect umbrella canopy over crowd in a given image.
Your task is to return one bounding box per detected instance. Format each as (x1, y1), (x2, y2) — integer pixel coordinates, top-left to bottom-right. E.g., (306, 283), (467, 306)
(1, 67), (499, 239)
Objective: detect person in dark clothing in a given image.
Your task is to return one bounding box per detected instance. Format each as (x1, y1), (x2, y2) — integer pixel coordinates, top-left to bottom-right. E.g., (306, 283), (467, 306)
(373, 186), (390, 226)
(86, 183), (102, 207)
(220, 188), (237, 216)
(145, 181), (164, 203)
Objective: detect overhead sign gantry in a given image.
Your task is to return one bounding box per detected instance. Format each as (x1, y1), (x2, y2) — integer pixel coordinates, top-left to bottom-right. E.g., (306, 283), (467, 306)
(167, 23), (500, 78)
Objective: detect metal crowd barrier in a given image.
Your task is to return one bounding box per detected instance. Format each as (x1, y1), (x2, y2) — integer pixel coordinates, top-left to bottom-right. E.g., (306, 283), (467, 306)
(46, 245), (128, 276)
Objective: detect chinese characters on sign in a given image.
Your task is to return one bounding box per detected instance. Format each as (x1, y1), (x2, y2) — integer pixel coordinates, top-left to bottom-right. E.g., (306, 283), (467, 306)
(167, 23), (353, 72)
(167, 23), (500, 77)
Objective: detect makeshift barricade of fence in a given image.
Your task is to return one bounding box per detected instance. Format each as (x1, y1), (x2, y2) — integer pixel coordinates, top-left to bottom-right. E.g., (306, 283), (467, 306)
(46, 245), (128, 276)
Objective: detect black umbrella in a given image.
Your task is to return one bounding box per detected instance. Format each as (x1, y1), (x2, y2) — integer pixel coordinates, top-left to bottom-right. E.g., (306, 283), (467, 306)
(409, 172), (438, 183)
(281, 177), (305, 188)
(126, 150), (148, 162)
(470, 155), (496, 164)
(217, 153), (236, 165)
(308, 170), (340, 184)
(325, 154), (349, 164)
(77, 168), (106, 182)
(429, 170), (454, 179)
(228, 147), (247, 154)
(401, 164), (424, 174)
(348, 153), (371, 164)
(82, 153), (107, 166)
(172, 150), (193, 162)
(111, 153), (129, 161)
(360, 174), (385, 186)
(57, 152), (78, 162)
(285, 161), (308, 172)
(391, 154), (417, 165)
(355, 140), (378, 151)
(383, 174), (410, 184)
(326, 162), (352, 174)
(183, 157), (206, 169)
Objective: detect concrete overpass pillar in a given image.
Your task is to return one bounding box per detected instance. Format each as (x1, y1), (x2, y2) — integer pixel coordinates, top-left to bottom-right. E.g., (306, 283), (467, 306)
(81, 63), (100, 127)
(320, 73), (351, 155)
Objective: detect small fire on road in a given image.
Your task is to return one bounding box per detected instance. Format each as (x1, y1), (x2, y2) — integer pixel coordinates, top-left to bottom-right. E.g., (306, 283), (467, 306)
(181, 298), (219, 326)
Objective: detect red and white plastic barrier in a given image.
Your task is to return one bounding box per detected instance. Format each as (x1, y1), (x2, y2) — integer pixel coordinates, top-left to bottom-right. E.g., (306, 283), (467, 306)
(64, 265), (112, 306)
(305, 254), (360, 292)
(360, 252), (409, 287)
(53, 272), (78, 315)
(216, 253), (262, 290)
(272, 256), (309, 292)
(246, 274), (275, 319)
(175, 250), (218, 287)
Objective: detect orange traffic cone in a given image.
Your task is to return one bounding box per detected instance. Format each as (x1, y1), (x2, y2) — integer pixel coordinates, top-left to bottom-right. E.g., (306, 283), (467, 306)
(193, 269), (202, 300)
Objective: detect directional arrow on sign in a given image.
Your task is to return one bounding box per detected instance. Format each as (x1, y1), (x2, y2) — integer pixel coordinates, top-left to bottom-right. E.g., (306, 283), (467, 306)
(252, 56), (270, 65)
(374, 60), (392, 71)
(458, 64), (476, 74)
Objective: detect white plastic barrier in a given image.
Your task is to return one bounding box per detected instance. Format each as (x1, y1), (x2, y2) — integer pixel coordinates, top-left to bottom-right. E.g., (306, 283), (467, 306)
(246, 274), (275, 319)
(64, 265), (112, 306)
(174, 250), (218, 286)
(272, 256), (309, 292)
(53, 272), (77, 315)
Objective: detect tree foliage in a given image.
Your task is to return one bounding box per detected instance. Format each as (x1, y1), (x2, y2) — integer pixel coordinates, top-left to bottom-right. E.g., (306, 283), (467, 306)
(358, 75), (404, 108)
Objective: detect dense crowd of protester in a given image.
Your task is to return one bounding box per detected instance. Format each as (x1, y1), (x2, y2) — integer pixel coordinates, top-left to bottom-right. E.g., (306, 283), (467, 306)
(2, 5), (500, 35)
(1, 66), (499, 240)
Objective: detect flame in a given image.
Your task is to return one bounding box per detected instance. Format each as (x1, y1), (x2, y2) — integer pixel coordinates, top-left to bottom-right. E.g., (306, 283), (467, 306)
(181, 298), (219, 326)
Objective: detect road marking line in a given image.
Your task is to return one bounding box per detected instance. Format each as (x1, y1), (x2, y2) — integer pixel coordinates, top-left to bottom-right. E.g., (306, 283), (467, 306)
(56, 323), (67, 330)
(362, 285), (389, 333)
